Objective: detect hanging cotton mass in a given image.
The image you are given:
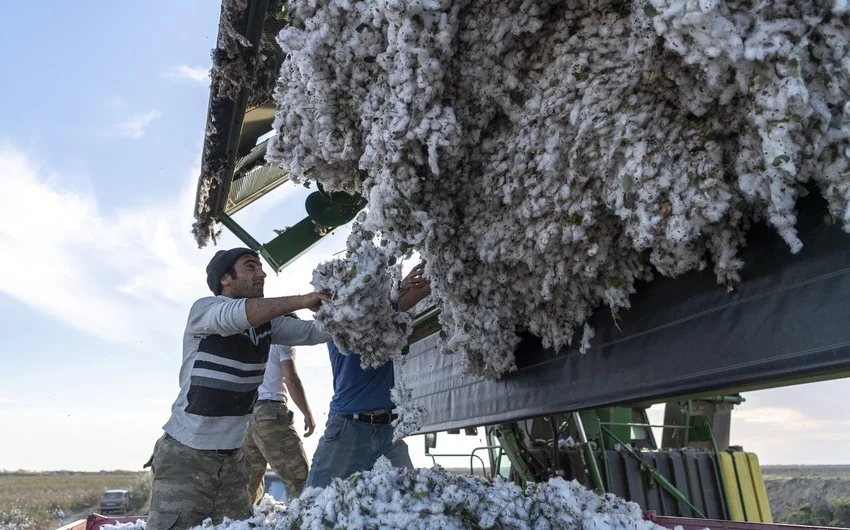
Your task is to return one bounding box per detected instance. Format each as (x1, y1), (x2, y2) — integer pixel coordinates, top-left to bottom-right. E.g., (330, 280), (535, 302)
(268, 0), (850, 379)
(311, 212), (413, 369)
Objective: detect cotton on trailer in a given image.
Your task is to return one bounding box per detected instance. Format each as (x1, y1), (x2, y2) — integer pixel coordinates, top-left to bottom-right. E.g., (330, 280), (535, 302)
(101, 458), (698, 530)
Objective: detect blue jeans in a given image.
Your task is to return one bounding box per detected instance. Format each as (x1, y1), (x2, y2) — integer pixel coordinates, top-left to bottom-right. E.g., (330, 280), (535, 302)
(306, 414), (412, 489)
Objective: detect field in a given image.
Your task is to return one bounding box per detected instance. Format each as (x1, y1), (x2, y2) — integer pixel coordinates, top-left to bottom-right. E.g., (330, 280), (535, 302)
(0, 471), (149, 530)
(762, 465), (850, 526)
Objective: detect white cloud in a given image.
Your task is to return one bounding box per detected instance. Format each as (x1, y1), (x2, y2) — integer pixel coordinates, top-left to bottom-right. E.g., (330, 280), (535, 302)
(734, 406), (823, 430)
(0, 141), (355, 357)
(0, 141), (352, 470)
(0, 396), (30, 406)
(164, 65), (210, 84)
(730, 390), (850, 464)
(111, 110), (162, 139)
(0, 142), (215, 352)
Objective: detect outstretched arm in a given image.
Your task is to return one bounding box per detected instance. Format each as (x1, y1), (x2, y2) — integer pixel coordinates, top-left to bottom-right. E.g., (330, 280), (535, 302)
(245, 292), (329, 328)
(282, 359), (315, 437)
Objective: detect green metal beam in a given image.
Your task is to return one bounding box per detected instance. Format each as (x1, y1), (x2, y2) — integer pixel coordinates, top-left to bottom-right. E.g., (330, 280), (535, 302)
(263, 217), (332, 271)
(220, 213), (338, 273)
(219, 214), (281, 270)
(409, 306), (441, 344)
(495, 423), (540, 488)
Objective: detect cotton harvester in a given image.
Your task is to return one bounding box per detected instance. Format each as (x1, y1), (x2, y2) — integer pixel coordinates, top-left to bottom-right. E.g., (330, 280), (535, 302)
(186, 1), (850, 529)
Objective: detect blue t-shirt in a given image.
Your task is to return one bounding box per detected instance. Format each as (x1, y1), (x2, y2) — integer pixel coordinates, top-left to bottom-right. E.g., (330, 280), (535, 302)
(327, 341), (395, 415)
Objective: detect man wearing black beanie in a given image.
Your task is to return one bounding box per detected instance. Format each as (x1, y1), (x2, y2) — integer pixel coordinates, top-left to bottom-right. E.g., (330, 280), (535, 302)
(145, 248), (331, 530)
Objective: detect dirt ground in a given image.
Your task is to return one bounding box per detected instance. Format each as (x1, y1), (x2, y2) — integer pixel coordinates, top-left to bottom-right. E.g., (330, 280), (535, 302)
(762, 466), (850, 520)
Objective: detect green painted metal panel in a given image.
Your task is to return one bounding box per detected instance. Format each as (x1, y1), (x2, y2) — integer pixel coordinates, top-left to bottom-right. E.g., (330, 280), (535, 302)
(262, 217), (328, 271)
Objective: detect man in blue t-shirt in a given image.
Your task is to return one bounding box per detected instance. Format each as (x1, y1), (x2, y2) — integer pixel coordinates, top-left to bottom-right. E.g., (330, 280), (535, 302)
(306, 264), (430, 489)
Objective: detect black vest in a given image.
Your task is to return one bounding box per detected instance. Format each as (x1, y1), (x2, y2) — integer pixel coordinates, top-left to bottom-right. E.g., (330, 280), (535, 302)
(185, 322), (272, 417)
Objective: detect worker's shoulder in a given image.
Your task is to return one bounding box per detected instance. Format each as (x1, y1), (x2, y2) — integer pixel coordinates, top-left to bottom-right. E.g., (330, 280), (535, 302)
(188, 295), (233, 312)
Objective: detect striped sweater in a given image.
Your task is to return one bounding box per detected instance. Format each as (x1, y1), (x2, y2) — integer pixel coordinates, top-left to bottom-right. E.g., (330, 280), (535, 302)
(163, 295), (330, 450)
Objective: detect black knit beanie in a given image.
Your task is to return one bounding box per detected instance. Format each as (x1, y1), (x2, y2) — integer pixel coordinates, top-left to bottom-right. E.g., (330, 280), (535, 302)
(206, 247), (257, 294)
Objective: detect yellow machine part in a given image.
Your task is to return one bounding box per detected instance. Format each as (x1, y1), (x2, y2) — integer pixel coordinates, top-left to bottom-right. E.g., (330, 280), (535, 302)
(718, 451), (773, 523)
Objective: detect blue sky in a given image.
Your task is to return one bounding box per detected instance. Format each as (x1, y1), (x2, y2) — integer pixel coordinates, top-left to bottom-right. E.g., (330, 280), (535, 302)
(0, 2), (849, 472)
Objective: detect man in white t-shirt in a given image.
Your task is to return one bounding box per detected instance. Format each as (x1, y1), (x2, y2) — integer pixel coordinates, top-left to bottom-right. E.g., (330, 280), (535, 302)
(242, 337), (315, 502)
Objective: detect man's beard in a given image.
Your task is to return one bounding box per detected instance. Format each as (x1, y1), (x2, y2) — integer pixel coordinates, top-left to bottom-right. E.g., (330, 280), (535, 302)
(233, 281), (264, 299)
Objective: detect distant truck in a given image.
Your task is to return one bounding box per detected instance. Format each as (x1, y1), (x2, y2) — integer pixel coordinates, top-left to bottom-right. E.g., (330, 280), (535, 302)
(97, 490), (129, 515)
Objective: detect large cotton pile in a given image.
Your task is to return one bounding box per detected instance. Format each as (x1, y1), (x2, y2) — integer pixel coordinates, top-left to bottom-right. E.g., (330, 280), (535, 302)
(100, 458), (683, 530)
(268, 0), (850, 379)
(266, 458), (678, 529)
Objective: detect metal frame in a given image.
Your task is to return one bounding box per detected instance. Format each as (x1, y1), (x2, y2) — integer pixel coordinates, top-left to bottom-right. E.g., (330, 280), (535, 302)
(598, 422), (707, 519)
(220, 212), (344, 272)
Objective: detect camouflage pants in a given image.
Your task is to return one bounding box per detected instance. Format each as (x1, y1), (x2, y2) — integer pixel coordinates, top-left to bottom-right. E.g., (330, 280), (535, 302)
(146, 433), (251, 530)
(242, 401), (308, 503)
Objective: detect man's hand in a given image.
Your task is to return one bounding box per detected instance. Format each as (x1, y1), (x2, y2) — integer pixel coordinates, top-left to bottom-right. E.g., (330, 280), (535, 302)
(302, 291), (331, 312)
(304, 413), (316, 437)
(245, 292), (330, 327)
(399, 263), (431, 311)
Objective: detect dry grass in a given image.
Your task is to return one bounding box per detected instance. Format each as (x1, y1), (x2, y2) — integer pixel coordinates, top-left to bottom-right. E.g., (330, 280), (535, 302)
(0, 471), (148, 530)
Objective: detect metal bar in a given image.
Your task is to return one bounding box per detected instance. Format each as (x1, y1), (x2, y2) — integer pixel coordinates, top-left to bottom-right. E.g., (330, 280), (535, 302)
(485, 427), (498, 476)
(549, 416), (559, 478)
(706, 421), (731, 520)
(262, 217), (329, 272)
(408, 306), (441, 344)
(705, 395), (745, 405)
(219, 214), (282, 271)
(219, 214), (262, 250)
(486, 426), (510, 480)
(649, 515), (846, 530)
(601, 425), (707, 519)
(597, 417), (613, 493)
(600, 422), (690, 429)
(495, 423), (537, 488)
(470, 446), (502, 477)
(422, 447), (499, 477)
(573, 412), (605, 494)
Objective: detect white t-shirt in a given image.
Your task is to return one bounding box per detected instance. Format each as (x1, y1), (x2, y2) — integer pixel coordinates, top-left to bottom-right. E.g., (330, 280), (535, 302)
(257, 344), (294, 402)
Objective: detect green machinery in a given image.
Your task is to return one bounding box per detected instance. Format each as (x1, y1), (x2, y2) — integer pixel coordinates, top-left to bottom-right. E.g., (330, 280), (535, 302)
(425, 397), (773, 523)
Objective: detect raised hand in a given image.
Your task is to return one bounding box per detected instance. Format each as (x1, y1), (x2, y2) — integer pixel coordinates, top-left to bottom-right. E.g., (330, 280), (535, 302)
(303, 291), (331, 312)
(399, 263), (430, 311)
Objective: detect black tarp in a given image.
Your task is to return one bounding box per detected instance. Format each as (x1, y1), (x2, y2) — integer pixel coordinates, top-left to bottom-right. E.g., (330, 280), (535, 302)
(397, 194), (850, 433)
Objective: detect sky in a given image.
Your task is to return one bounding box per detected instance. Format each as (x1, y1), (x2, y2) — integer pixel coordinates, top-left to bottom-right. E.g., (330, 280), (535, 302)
(0, 2), (849, 474)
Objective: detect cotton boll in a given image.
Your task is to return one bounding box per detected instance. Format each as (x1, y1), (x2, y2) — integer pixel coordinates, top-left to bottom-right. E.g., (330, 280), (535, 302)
(312, 225), (413, 369)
